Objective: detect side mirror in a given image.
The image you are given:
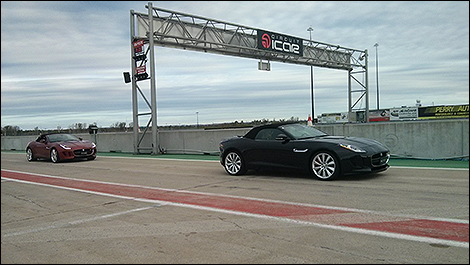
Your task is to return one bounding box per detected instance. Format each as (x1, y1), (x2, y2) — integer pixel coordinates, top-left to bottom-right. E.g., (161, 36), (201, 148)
(275, 134), (290, 142)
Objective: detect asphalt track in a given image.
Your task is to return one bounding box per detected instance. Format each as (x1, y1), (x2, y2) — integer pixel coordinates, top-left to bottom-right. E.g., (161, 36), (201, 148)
(1, 152), (469, 263)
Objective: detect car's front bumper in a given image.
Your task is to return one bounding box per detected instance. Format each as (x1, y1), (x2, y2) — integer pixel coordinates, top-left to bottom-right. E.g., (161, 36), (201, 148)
(342, 151), (390, 175)
(60, 148), (96, 160)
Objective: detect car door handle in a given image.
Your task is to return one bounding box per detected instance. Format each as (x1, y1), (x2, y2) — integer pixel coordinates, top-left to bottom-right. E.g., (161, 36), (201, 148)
(293, 148), (308, 153)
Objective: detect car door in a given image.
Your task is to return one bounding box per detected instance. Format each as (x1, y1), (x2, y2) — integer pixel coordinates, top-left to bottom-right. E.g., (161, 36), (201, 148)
(284, 138), (313, 170)
(247, 128), (300, 169)
(266, 130), (316, 171)
(33, 136), (50, 158)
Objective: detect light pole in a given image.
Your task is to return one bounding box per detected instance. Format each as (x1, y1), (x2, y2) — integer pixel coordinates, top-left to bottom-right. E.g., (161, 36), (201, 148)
(374, 42), (379, 110)
(196, 111), (199, 128)
(307, 26), (314, 124)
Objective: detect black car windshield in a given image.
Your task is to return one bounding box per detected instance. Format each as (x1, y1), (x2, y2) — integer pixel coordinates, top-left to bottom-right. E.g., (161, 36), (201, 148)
(280, 124), (328, 139)
(48, 134), (80, 143)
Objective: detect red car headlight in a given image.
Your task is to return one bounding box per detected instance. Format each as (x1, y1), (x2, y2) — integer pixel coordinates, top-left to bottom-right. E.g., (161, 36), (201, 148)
(59, 144), (72, 150)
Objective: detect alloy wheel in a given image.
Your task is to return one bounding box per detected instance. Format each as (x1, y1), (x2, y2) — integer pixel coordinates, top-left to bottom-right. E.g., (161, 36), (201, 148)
(26, 148), (34, 161)
(224, 152), (244, 175)
(50, 149), (59, 163)
(311, 152), (338, 180)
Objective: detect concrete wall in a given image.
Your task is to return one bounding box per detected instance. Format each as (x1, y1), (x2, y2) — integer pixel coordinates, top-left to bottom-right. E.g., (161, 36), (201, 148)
(2, 119), (468, 160)
(316, 119), (469, 159)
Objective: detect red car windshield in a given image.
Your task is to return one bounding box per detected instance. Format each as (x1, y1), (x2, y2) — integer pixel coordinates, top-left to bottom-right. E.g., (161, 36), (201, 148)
(48, 134), (80, 143)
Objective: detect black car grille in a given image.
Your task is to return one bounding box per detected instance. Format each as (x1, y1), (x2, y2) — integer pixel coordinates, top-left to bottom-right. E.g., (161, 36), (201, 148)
(371, 152), (390, 167)
(73, 149), (94, 157)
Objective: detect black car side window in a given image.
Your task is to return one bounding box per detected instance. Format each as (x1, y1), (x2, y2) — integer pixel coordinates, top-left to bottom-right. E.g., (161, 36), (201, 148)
(255, 128), (282, 141)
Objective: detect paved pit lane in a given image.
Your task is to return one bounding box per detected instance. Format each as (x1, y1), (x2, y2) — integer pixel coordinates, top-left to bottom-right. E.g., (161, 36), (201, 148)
(1, 152), (469, 263)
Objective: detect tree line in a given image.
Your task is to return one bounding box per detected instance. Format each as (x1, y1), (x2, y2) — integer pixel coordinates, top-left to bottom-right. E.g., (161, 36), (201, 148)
(1, 117), (304, 136)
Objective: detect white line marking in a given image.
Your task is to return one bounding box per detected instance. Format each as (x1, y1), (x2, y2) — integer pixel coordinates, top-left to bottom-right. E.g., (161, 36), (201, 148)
(2, 169), (468, 249)
(3, 205), (157, 237)
(2, 169), (467, 224)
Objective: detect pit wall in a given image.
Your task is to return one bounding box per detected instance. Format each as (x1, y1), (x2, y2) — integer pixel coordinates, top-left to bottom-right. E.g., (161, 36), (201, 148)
(2, 119), (468, 160)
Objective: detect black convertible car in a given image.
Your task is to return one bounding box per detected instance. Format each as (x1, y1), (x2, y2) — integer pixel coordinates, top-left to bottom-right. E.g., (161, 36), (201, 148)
(219, 123), (390, 180)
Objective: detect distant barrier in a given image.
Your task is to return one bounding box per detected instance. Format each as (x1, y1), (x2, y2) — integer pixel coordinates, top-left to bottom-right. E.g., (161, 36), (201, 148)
(2, 119), (468, 160)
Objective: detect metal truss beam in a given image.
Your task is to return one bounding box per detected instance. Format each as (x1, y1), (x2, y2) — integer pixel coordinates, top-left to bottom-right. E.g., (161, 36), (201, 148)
(134, 6), (366, 71)
(129, 2), (369, 153)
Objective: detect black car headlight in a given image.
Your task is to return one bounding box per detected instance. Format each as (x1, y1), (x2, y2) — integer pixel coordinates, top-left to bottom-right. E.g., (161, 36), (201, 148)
(339, 143), (366, 153)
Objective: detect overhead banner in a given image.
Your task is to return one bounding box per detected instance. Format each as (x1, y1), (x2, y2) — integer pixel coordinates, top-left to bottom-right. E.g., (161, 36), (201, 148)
(257, 30), (303, 56)
(418, 104), (469, 119)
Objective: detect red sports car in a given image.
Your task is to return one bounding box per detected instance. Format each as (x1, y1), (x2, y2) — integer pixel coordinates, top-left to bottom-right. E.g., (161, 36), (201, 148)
(26, 133), (97, 163)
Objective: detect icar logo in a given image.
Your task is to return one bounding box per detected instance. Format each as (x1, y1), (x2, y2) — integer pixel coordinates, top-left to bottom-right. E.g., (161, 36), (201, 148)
(261, 33), (271, 49)
(257, 30), (303, 56)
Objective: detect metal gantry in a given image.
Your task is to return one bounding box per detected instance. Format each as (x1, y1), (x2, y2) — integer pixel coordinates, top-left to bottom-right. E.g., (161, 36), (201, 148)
(129, 2), (369, 154)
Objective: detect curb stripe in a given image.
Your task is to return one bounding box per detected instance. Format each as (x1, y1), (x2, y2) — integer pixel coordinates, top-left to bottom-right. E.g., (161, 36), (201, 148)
(2, 169), (468, 247)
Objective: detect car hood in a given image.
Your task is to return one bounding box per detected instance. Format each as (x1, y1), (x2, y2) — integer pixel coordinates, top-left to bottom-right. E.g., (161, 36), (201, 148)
(307, 136), (389, 151)
(59, 140), (94, 148)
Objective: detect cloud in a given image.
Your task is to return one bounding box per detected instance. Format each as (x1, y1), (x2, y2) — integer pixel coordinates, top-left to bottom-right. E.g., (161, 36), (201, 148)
(1, 1), (468, 130)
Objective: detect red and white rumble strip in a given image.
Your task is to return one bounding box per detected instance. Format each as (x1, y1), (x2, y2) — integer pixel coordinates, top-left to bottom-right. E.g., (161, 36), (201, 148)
(2, 169), (468, 248)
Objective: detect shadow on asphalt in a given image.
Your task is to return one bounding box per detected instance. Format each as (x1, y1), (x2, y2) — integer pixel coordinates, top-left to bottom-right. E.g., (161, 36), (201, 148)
(26, 158), (96, 164)
(241, 168), (387, 182)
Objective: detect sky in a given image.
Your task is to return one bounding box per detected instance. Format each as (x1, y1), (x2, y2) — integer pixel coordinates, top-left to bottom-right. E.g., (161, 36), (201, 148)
(1, 1), (469, 130)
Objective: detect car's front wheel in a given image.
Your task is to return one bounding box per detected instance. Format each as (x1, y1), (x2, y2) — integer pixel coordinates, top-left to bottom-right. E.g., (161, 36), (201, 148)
(223, 151), (247, 175)
(50, 148), (60, 163)
(310, 151), (340, 180)
(26, 148), (36, 162)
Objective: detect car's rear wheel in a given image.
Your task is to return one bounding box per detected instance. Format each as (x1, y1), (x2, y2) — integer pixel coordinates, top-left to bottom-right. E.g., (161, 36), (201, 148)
(224, 151), (247, 175)
(310, 151), (340, 180)
(50, 148), (60, 163)
(26, 148), (36, 162)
